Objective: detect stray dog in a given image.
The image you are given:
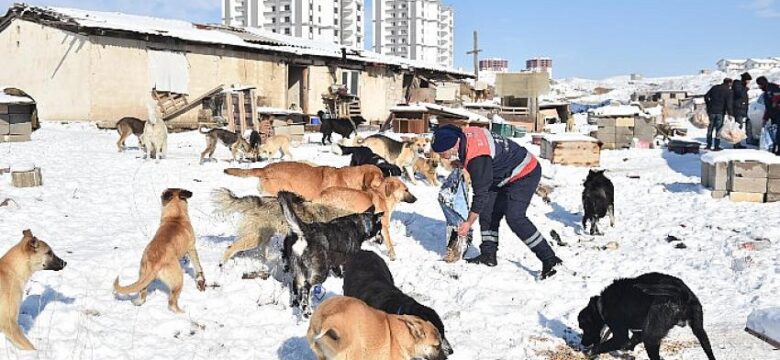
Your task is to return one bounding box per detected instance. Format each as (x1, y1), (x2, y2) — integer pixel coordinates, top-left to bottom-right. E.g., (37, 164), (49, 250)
(313, 177), (417, 259)
(211, 188), (354, 265)
(582, 169), (614, 235)
(414, 156), (440, 186)
(279, 191), (383, 317)
(344, 250), (453, 355)
(361, 134), (428, 184)
(224, 162), (384, 200)
(578, 272), (716, 360)
(338, 144), (402, 177)
(115, 117), (145, 152)
(199, 127), (257, 163)
(0, 230), (66, 350)
(140, 103), (168, 161)
(308, 296), (447, 360)
(113, 188), (206, 313)
(318, 111), (366, 145)
(258, 134), (293, 160)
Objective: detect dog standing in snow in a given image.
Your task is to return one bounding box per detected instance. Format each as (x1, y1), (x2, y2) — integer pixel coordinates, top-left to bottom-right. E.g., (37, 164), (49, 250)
(140, 101), (168, 161)
(0, 230), (67, 350)
(113, 188), (206, 313)
(582, 169), (614, 235)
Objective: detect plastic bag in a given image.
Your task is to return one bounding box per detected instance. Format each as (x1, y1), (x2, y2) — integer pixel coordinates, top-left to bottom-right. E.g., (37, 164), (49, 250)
(719, 115), (747, 144)
(689, 109), (709, 129)
(760, 124), (777, 152)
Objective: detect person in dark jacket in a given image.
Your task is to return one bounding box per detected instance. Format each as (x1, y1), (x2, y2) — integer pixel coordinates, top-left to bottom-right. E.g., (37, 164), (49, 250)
(431, 125), (563, 279)
(732, 72), (752, 147)
(704, 78), (734, 151)
(757, 76), (780, 154)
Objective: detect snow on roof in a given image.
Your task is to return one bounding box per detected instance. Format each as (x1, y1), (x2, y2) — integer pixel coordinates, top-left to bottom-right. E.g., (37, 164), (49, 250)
(6, 5), (471, 78)
(747, 58), (780, 64)
(462, 101), (501, 109)
(542, 133), (598, 142)
(390, 103), (491, 123)
(588, 104), (645, 117)
(719, 59), (747, 64)
(701, 149), (780, 165)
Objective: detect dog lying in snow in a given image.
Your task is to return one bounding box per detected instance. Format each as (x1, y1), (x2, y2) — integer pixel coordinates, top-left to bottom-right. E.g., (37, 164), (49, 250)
(343, 250), (453, 356)
(578, 272), (716, 360)
(278, 191), (383, 317)
(582, 169), (614, 235)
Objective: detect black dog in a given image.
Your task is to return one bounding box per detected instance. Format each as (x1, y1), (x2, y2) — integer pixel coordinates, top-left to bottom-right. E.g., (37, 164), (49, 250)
(278, 191), (383, 317)
(582, 169), (614, 235)
(344, 250), (454, 356)
(338, 145), (403, 177)
(578, 272), (716, 360)
(318, 111), (366, 145)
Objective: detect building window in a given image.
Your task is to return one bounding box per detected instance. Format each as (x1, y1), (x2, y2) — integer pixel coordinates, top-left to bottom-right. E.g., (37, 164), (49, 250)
(335, 30), (339, 36)
(334, 7), (338, 14)
(284, 28), (291, 35)
(284, 5), (290, 11)
(309, 16), (313, 22)
(272, 29), (277, 33)
(284, 16), (290, 23)
(272, 17), (277, 23)
(334, 19), (338, 25)
(357, 4), (361, 11)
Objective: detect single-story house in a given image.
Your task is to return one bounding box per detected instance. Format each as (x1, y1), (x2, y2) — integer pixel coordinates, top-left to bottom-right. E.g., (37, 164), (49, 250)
(0, 4), (472, 128)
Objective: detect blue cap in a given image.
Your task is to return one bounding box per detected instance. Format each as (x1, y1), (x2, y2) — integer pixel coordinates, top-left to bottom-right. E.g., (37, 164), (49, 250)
(431, 125), (463, 153)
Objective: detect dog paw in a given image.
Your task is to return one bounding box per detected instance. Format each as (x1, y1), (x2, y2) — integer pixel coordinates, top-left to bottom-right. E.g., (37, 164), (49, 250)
(197, 278), (206, 291)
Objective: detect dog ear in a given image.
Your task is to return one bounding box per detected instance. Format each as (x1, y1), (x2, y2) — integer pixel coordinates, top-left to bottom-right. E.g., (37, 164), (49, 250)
(22, 229), (33, 239)
(401, 316), (428, 340)
(364, 171), (383, 190)
(178, 189), (193, 200)
(161, 189), (175, 204)
(384, 178), (399, 197)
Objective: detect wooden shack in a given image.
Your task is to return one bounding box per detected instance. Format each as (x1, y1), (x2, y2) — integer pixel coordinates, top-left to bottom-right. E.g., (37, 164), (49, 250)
(1, 88), (36, 142)
(389, 103), (490, 134)
(540, 134), (600, 167)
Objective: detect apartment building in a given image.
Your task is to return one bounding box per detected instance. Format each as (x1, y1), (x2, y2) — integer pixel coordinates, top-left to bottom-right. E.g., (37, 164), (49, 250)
(221, 0), (365, 48)
(479, 58), (509, 72)
(374, 0), (454, 68)
(526, 57), (553, 78)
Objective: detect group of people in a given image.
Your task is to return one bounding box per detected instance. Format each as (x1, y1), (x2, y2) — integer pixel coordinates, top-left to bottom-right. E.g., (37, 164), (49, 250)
(704, 73), (780, 154)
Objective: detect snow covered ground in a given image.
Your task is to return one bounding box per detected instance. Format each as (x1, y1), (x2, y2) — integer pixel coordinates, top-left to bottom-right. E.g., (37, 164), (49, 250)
(0, 123), (778, 359)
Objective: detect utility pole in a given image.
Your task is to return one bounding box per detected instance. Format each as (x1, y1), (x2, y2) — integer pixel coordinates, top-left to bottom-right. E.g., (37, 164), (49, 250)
(466, 31), (482, 81)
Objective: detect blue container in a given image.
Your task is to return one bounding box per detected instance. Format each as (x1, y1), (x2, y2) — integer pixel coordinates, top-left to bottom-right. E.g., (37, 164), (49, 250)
(310, 116), (321, 125)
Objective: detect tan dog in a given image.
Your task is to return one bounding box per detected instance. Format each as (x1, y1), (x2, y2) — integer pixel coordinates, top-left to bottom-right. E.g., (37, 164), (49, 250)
(115, 117), (146, 152)
(361, 135), (429, 184)
(113, 188), (205, 313)
(313, 177), (417, 259)
(224, 162), (384, 200)
(414, 156), (440, 186)
(308, 296), (447, 360)
(0, 230), (66, 350)
(211, 188), (355, 264)
(259, 134), (293, 160)
(199, 128), (256, 163)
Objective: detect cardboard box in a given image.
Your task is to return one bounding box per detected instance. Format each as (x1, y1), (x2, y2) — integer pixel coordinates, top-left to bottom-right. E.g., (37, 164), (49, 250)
(711, 190), (728, 199)
(0, 104), (8, 114)
(730, 161), (768, 179)
(9, 114), (30, 124)
(596, 118), (615, 127)
(729, 192), (765, 203)
(8, 104), (33, 114)
(766, 193), (780, 202)
(615, 133), (634, 144)
(0, 133), (31, 142)
(729, 177), (768, 193)
(597, 125), (615, 134)
(616, 126), (635, 136)
(615, 117), (635, 127)
(767, 179), (780, 193)
(9, 122), (31, 135)
(769, 163), (780, 179)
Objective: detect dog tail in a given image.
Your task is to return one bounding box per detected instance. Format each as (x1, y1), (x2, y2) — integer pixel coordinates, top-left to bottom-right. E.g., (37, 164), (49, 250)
(338, 144), (358, 155)
(689, 300), (717, 360)
(211, 187), (265, 216)
(113, 269), (157, 294)
(224, 167), (265, 178)
(277, 191), (305, 236)
(199, 126), (212, 134)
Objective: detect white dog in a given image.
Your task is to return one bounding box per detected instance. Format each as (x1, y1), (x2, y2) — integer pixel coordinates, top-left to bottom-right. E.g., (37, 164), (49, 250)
(140, 101), (168, 161)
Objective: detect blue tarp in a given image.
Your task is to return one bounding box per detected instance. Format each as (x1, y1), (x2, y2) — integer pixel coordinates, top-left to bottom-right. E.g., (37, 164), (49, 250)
(570, 100), (612, 114)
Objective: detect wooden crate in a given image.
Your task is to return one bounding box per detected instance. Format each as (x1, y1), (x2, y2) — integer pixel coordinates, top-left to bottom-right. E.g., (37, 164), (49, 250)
(393, 118), (429, 134)
(540, 137), (600, 167)
(729, 192), (765, 203)
(12, 167), (42, 187)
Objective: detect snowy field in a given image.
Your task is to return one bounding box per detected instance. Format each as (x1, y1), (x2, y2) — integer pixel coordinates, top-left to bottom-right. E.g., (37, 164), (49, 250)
(0, 123), (778, 359)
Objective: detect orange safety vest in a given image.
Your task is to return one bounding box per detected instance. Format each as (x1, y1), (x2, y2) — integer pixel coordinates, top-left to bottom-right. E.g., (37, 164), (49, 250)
(463, 127), (538, 187)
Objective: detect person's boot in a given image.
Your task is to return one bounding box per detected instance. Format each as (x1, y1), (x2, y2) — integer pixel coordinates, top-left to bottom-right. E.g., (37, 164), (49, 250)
(466, 241), (497, 267)
(540, 256), (563, 280)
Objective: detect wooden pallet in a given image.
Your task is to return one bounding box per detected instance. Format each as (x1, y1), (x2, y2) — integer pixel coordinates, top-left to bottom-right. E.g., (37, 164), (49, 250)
(153, 85), (224, 121)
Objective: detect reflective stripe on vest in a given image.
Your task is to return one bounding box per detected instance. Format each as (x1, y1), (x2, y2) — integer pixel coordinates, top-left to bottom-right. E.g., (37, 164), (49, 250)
(463, 127), (538, 187)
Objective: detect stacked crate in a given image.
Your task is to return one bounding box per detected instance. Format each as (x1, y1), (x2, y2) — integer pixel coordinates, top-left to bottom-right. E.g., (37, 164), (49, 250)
(701, 154), (780, 203)
(0, 103), (34, 142)
(591, 115), (657, 150)
(768, 164), (780, 203)
(728, 161), (768, 203)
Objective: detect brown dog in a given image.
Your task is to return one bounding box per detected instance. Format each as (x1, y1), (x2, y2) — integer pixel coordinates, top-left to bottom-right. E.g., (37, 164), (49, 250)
(258, 134), (293, 160)
(313, 177), (417, 259)
(414, 156), (440, 186)
(361, 135), (429, 184)
(200, 128), (256, 163)
(224, 162), (384, 200)
(113, 188), (206, 313)
(0, 230), (66, 350)
(308, 296), (447, 360)
(116, 117), (145, 152)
